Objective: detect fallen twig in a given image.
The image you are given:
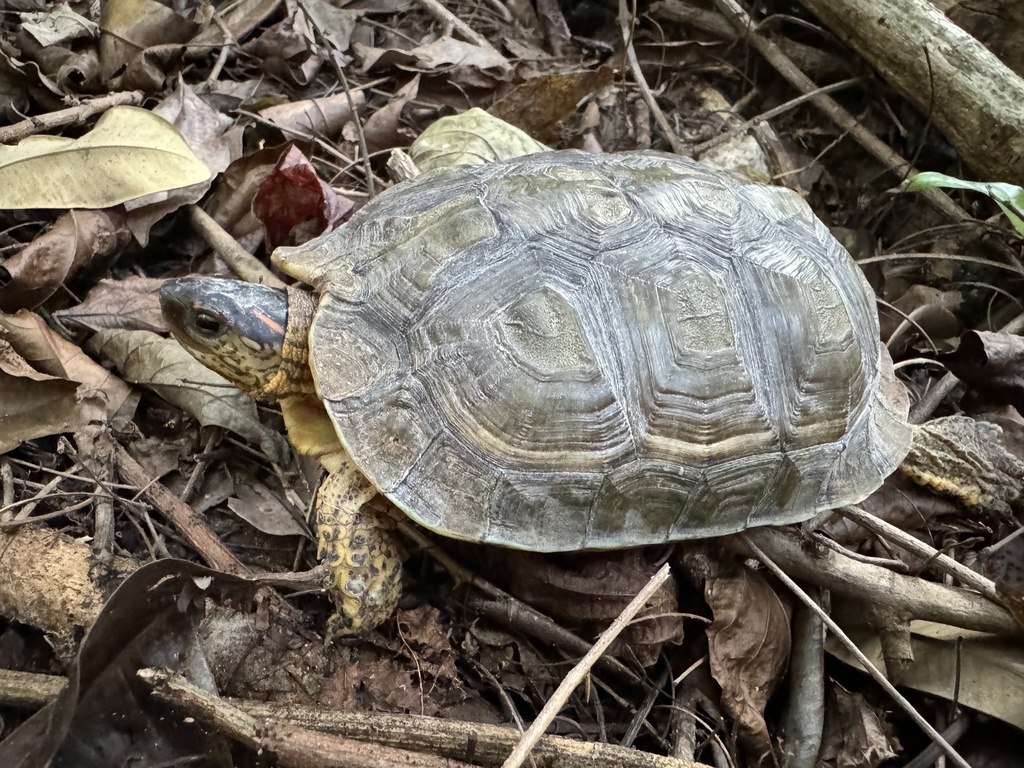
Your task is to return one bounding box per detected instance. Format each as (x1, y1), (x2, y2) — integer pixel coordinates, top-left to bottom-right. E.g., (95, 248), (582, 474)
(744, 535), (972, 768)
(501, 563), (673, 768)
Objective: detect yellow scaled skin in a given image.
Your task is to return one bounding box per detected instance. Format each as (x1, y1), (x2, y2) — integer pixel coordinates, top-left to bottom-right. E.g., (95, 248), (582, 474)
(257, 290), (404, 636)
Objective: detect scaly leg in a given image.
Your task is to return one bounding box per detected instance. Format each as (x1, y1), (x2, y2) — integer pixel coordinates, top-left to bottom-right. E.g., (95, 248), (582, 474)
(315, 461), (404, 638)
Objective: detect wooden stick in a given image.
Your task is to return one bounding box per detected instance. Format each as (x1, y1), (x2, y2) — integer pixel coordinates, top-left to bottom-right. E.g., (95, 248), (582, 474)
(500, 563), (673, 768)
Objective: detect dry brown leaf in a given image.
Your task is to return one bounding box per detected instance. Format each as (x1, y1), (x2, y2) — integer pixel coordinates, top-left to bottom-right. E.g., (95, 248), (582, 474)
(188, 0), (281, 51)
(0, 208), (129, 312)
(829, 618), (1024, 732)
(98, 0), (198, 83)
(21, 4), (97, 47)
(323, 606), (466, 716)
(227, 484), (305, 537)
(355, 36), (509, 86)
(88, 327), (289, 464)
(942, 330), (1024, 412)
(16, 30), (101, 93)
(297, 0), (363, 54)
(502, 549), (682, 665)
(394, 604), (461, 684)
(0, 106), (211, 210)
(982, 531), (1024, 624)
(706, 560), (791, 768)
(0, 309), (135, 421)
(121, 83), (241, 244)
(204, 144), (287, 253)
(360, 76), (420, 154)
(489, 68), (615, 144)
(818, 684), (898, 768)
(0, 306), (137, 451)
(54, 277), (167, 333)
(0, 338), (80, 453)
(880, 284), (963, 354)
(534, 0), (573, 57)
(240, 5), (325, 87)
(258, 91), (366, 141)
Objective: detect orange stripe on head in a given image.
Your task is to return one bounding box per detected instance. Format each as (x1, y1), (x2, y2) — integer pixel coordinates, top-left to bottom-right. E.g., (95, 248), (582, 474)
(253, 309), (286, 337)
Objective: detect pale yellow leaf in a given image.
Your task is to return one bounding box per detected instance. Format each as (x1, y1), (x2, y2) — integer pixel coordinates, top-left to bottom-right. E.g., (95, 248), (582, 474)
(0, 106), (211, 209)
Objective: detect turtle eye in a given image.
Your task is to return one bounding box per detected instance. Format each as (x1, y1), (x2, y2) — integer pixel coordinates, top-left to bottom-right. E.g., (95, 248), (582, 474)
(192, 310), (226, 338)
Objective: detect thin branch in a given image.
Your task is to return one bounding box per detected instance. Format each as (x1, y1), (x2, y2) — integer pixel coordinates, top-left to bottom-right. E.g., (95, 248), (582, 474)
(500, 563), (673, 768)
(744, 535), (971, 768)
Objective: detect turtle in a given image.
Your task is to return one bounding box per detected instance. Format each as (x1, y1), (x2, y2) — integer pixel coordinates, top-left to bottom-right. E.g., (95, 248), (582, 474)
(159, 149), (913, 636)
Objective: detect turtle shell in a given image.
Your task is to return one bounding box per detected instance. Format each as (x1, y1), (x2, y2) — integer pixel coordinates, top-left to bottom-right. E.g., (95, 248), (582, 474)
(275, 150), (912, 551)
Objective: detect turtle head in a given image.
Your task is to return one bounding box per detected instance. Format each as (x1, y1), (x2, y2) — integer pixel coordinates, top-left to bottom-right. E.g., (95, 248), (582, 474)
(159, 277), (314, 400)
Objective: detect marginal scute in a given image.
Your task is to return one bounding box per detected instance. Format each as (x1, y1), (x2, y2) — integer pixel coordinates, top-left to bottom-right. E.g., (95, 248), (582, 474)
(285, 150), (913, 551)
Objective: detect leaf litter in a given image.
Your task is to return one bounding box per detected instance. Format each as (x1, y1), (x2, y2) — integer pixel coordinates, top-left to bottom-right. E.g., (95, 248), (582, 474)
(0, 1), (1024, 767)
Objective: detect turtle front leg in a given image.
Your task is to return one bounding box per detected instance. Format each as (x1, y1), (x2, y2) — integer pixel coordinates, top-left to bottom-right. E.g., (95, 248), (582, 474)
(316, 461), (404, 638)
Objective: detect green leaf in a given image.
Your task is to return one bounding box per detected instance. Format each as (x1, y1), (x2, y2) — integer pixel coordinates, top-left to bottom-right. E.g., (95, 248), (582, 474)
(906, 172), (1024, 236)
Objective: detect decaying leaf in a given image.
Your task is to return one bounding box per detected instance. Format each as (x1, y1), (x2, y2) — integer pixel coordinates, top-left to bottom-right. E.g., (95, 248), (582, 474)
(0, 208), (130, 312)
(122, 83), (240, 244)
(818, 684), (898, 768)
(98, 0), (199, 84)
(88, 327), (289, 464)
(942, 330), (1024, 412)
(297, 0), (363, 54)
(202, 144), (287, 253)
(238, 4), (325, 87)
(21, 4), (98, 47)
(488, 68), (616, 144)
(360, 75), (420, 153)
(252, 145), (354, 251)
(0, 310), (133, 408)
(228, 484), (306, 537)
(0, 309), (136, 451)
(0, 338), (80, 453)
(982, 531), (1024, 625)
(54, 276), (167, 333)
(258, 91), (366, 141)
(880, 284), (963, 354)
(326, 605), (467, 716)
(705, 559), (791, 768)
(829, 617), (1024, 731)
(356, 37), (508, 74)
(503, 549), (682, 666)
(0, 106), (211, 210)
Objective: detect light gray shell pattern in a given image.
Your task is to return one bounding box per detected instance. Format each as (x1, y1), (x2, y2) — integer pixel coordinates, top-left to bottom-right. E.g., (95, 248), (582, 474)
(279, 150), (912, 551)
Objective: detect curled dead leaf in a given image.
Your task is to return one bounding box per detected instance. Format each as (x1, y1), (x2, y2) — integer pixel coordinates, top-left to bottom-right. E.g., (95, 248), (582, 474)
(258, 91), (366, 141)
(704, 557), (791, 768)
(502, 549), (682, 666)
(0, 309), (136, 451)
(0, 338), (80, 453)
(0, 208), (129, 312)
(942, 330), (1024, 412)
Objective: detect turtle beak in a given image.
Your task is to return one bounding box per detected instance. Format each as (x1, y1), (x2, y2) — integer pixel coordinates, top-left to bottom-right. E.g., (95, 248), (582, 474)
(158, 279), (190, 333)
